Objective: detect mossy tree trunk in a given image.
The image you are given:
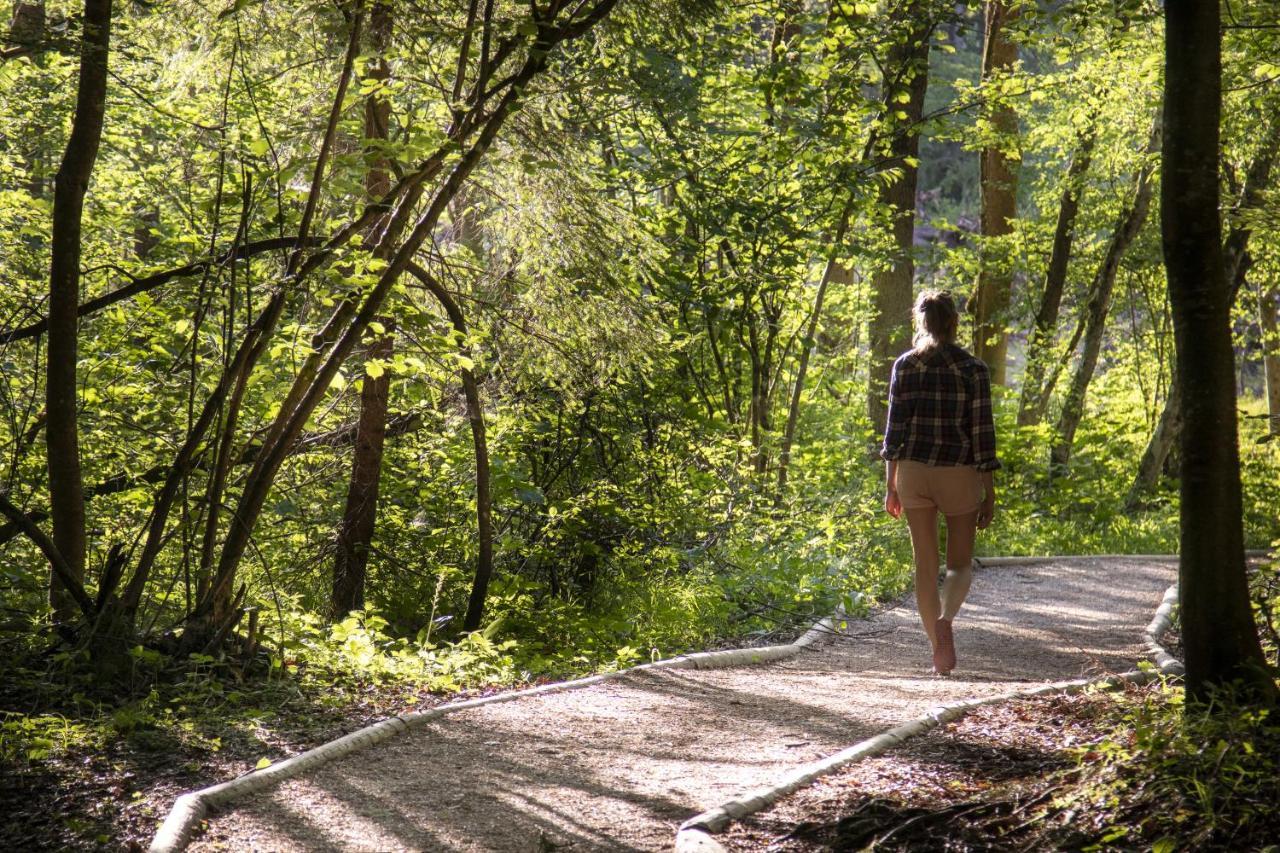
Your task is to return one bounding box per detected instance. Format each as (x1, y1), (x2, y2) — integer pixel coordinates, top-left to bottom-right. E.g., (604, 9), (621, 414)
(46, 0), (112, 626)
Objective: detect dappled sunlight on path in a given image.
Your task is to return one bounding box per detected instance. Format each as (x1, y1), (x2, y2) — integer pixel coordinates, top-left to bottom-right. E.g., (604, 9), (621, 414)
(189, 558), (1174, 852)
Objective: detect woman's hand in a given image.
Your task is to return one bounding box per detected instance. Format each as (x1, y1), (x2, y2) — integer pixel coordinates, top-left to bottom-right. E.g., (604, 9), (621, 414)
(977, 493), (996, 529)
(885, 489), (902, 519)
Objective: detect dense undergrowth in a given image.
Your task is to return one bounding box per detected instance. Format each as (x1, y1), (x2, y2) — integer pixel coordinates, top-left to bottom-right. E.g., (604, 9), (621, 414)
(1036, 559), (1280, 852)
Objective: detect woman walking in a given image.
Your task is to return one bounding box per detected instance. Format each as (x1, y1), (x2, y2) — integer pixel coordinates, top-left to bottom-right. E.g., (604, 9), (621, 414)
(880, 291), (1000, 675)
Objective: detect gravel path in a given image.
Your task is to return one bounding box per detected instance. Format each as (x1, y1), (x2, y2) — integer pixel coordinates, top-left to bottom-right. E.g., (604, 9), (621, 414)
(188, 558), (1174, 852)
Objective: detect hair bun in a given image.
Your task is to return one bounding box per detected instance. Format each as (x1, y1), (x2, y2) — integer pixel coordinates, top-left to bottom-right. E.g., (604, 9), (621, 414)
(912, 289), (958, 351)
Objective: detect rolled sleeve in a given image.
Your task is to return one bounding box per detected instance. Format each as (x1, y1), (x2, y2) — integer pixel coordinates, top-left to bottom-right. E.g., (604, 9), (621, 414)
(969, 363), (1001, 471)
(880, 358), (911, 461)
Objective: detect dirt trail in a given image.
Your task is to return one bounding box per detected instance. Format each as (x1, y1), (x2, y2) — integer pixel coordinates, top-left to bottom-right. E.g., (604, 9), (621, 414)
(188, 558), (1174, 852)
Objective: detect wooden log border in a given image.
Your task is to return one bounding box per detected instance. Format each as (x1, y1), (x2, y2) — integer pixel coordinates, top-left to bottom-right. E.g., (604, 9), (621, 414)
(148, 604), (847, 851)
(673, 561), (1200, 852)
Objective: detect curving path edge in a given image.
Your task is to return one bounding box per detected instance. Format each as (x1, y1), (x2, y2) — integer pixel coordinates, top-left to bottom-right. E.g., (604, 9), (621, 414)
(150, 602), (849, 852)
(674, 565), (1187, 852)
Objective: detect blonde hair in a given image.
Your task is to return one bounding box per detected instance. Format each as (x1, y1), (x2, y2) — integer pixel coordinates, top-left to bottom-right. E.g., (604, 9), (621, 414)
(912, 290), (958, 352)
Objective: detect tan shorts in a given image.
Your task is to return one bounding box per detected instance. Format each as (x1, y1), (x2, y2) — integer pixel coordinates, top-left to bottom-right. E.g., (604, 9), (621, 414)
(895, 460), (983, 516)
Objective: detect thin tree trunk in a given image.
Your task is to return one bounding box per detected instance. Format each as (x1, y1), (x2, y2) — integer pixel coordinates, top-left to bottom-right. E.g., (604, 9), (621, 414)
(1162, 0), (1274, 704)
(1018, 127), (1096, 426)
(866, 6), (931, 436)
(971, 0), (1018, 384)
(331, 0), (394, 619)
(459, 362), (492, 632)
(1050, 120), (1159, 469)
(1127, 111), (1280, 502)
(778, 193), (854, 492)
(405, 263), (492, 633)
(1125, 376), (1181, 507)
(46, 0), (111, 624)
(331, 327), (393, 616)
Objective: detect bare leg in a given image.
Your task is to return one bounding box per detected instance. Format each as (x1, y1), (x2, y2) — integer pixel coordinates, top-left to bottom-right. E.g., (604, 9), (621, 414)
(905, 507), (941, 646)
(941, 511), (978, 619)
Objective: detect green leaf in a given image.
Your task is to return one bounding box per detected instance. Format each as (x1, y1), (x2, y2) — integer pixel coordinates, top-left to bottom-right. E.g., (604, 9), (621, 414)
(255, 757), (272, 770)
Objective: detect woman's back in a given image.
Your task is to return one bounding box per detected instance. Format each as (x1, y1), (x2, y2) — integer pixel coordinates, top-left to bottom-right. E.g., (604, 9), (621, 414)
(882, 343), (999, 471)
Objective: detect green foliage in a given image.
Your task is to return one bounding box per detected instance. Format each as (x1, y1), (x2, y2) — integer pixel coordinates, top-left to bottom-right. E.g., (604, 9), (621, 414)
(265, 605), (520, 692)
(0, 714), (99, 763)
(1070, 678), (1280, 851)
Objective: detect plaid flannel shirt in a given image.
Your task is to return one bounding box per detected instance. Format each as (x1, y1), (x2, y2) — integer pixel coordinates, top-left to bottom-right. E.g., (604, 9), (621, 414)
(879, 343), (1001, 471)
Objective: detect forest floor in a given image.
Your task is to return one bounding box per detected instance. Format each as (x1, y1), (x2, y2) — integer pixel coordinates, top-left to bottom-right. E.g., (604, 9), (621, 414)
(177, 558), (1177, 852)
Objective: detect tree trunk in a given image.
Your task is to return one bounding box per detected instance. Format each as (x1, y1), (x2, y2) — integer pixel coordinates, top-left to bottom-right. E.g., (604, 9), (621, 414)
(405, 264), (493, 633)
(1017, 127), (1096, 426)
(866, 7), (931, 436)
(459, 361), (493, 632)
(1162, 0), (1275, 704)
(331, 0), (394, 619)
(1050, 120), (1159, 469)
(46, 0), (112, 624)
(331, 328), (393, 616)
(971, 0), (1019, 384)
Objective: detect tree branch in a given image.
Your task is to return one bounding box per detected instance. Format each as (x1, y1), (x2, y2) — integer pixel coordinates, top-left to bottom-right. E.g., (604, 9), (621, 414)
(0, 237), (309, 344)
(0, 493), (95, 618)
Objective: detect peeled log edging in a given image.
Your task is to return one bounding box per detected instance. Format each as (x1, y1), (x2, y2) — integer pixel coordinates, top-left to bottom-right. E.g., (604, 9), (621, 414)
(148, 608), (845, 852)
(673, 554), (1207, 852)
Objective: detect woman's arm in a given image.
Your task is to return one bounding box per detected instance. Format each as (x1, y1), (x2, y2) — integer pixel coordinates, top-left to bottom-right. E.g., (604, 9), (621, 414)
(881, 359), (908, 519)
(970, 363), (1001, 474)
(970, 363), (999, 529)
(885, 460), (901, 518)
(978, 469), (995, 529)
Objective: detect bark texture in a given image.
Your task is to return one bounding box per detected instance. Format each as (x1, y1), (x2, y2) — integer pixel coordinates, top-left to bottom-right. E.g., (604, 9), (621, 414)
(332, 0), (395, 619)
(865, 7), (931, 435)
(46, 0), (112, 623)
(971, 0), (1018, 384)
(1161, 0), (1274, 703)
